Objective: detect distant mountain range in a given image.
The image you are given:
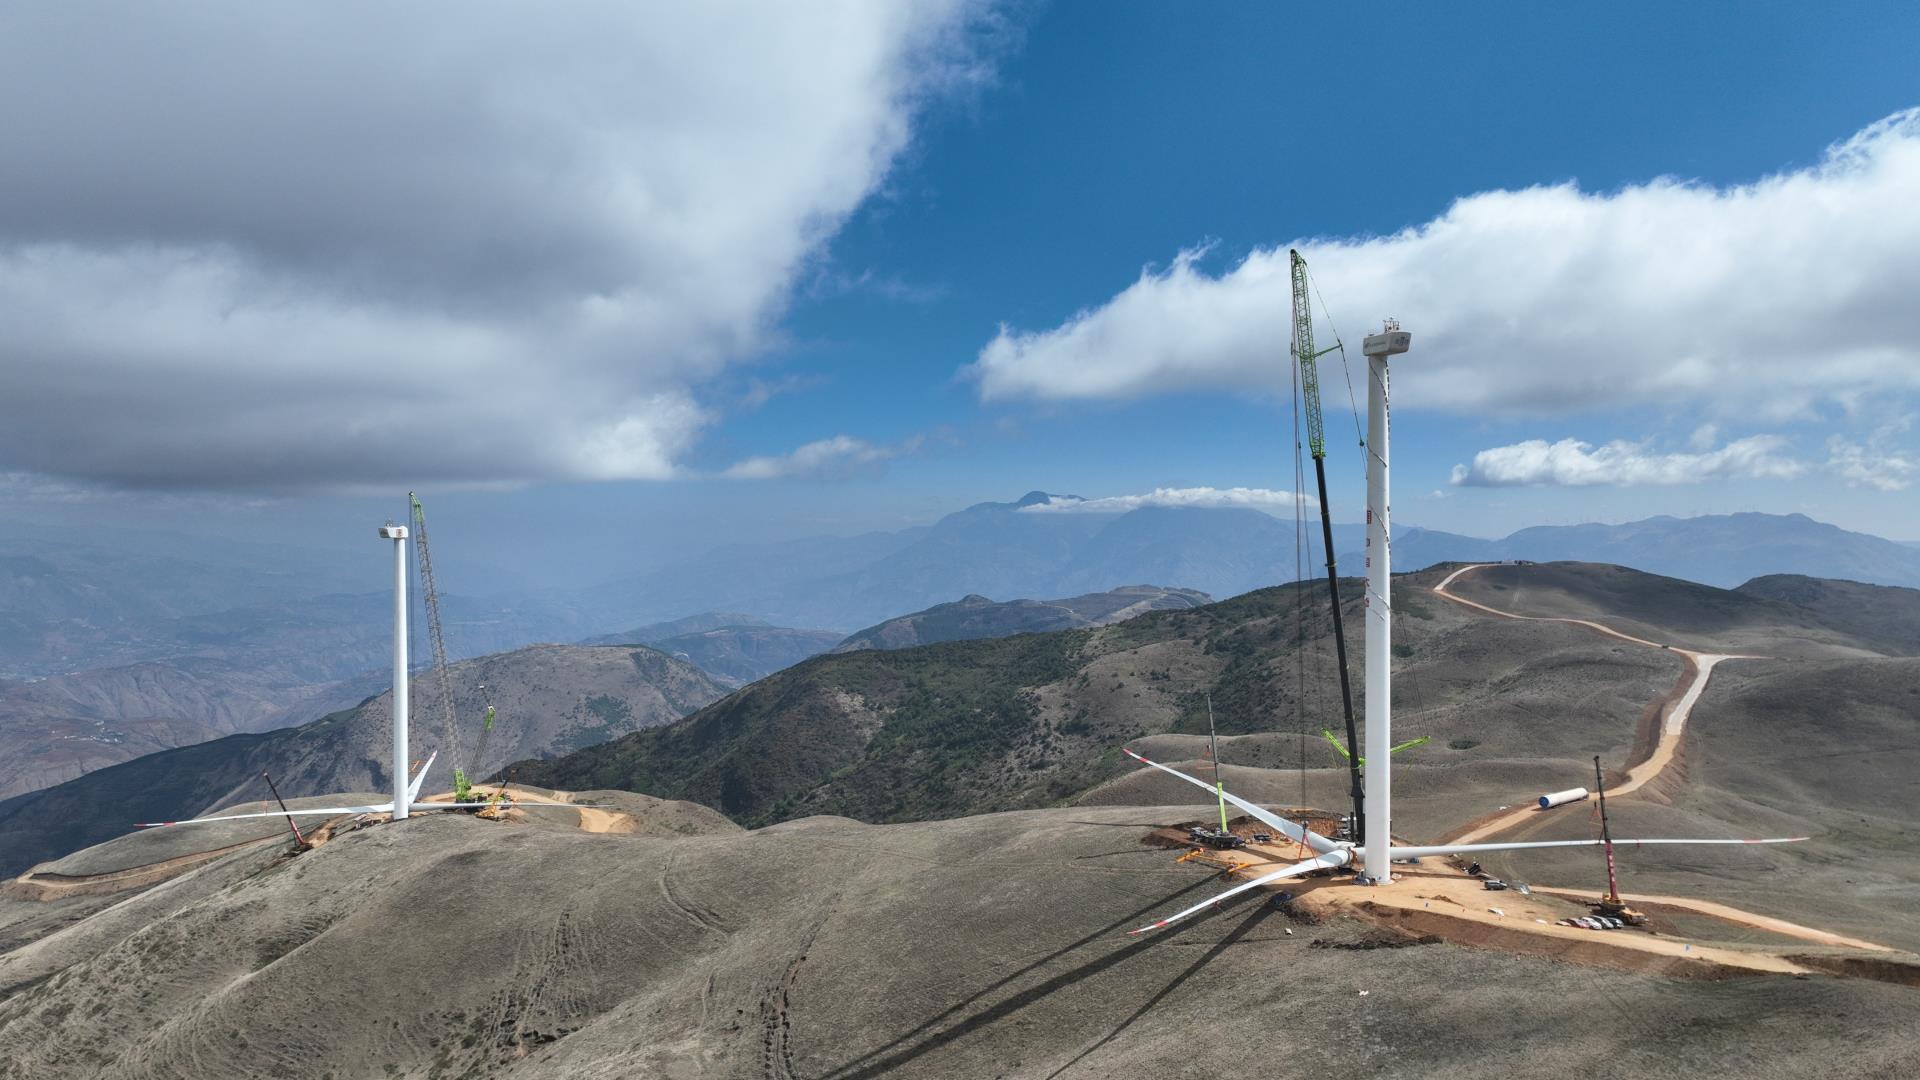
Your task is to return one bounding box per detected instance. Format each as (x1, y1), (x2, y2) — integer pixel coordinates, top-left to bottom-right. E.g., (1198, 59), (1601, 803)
(7, 498), (1920, 813)
(579, 492), (1363, 631)
(582, 614), (843, 686)
(582, 496), (1920, 630)
(833, 584), (1210, 652)
(1381, 512), (1920, 591)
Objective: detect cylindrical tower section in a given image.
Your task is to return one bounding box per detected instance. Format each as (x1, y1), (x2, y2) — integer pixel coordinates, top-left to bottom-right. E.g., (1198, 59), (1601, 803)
(1360, 322), (1411, 881)
(380, 524), (411, 820)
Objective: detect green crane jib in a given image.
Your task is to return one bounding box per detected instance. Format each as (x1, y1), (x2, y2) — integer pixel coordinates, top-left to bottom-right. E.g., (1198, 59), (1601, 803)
(409, 492), (470, 802)
(1289, 248), (1368, 842)
(1321, 729), (1430, 768)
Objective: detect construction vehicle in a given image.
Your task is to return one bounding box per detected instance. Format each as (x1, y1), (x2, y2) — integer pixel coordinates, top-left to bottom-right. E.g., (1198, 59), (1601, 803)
(1187, 824), (1245, 850)
(1590, 755), (1649, 926)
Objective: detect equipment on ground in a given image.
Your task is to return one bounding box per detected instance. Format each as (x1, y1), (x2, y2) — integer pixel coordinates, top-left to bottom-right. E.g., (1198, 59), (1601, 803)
(1562, 916), (1624, 930)
(261, 771), (309, 850)
(1187, 825), (1245, 850)
(1289, 249), (1367, 843)
(1204, 694), (1231, 835)
(1539, 787), (1589, 809)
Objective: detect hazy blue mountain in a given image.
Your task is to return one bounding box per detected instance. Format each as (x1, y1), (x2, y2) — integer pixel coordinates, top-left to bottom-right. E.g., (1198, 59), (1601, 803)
(576, 493), (1380, 631)
(637, 627), (844, 685)
(0, 519), (582, 679)
(581, 498), (1920, 632)
(1353, 512), (1920, 589)
(580, 612), (770, 645)
(834, 585), (1211, 653)
(579, 612), (836, 684)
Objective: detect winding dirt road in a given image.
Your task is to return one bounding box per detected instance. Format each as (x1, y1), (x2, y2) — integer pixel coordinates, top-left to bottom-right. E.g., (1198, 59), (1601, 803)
(1433, 563), (1753, 845)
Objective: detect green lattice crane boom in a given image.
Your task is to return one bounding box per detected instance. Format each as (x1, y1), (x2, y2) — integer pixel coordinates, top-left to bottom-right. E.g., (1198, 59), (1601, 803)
(409, 492), (469, 801)
(1290, 249), (1340, 460)
(1289, 248), (1368, 841)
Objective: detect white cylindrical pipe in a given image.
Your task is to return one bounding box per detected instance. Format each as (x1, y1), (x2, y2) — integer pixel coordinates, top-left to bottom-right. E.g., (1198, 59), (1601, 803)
(390, 529), (410, 820)
(1539, 787), (1589, 809)
(1363, 352), (1391, 882)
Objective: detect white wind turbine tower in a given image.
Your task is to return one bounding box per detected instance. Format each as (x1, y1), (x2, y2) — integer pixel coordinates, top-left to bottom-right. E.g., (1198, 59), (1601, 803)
(1125, 319), (1805, 934)
(138, 521), (554, 830)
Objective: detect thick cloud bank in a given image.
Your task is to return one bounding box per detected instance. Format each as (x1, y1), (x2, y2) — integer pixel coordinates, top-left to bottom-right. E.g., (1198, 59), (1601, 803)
(969, 110), (1920, 419)
(1450, 435), (1806, 487)
(0, 3), (994, 490)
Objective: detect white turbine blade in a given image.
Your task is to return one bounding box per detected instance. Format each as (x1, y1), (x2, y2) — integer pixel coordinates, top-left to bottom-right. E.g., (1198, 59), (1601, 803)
(407, 751), (438, 803)
(1375, 836), (1809, 860)
(1123, 748), (1341, 855)
(1131, 848), (1351, 935)
(405, 799), (578, 810)
(135, 803), (394, 827)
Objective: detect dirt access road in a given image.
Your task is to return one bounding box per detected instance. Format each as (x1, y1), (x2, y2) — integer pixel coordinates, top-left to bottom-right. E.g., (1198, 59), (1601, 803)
(1432, 562), (1753, 845)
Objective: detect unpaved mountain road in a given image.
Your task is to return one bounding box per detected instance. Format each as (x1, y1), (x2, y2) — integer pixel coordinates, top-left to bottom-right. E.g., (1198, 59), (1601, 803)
(1431, 563), (1758, 844)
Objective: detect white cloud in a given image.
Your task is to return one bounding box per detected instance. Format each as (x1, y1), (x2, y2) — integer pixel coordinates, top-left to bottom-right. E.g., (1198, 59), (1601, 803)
(720, 429), (955, 480)
(1019, 486), (1314, 514)
(1449, 435), (1807, 487)
(0, 3), (1003, 491)
(1827, 432), (1918, 492)
(968, 110), (1920, 420)
(721, 435), (900, 480)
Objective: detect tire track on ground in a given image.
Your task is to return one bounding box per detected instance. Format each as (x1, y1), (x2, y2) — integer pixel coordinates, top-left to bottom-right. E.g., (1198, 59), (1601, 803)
(760, 886), (842, 1080)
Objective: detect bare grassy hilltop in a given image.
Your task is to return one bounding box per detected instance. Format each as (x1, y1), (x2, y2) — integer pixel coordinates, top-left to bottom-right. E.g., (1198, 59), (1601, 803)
(2, 801), (1916, 1079)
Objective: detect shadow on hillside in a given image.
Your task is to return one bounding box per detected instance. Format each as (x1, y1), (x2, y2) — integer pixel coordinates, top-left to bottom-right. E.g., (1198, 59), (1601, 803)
(820, 877), (1263, 1080)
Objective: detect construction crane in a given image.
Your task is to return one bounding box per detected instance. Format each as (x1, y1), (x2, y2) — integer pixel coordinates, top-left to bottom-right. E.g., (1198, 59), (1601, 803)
(408, 492), (470, 802)
(1290, 248), (1367, 842)
(1591, 755), (1648, 925)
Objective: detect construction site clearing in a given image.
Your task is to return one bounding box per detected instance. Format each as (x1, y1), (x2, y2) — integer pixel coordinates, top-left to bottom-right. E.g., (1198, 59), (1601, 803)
(0, 783), (729, 904)
(1142, 812), (1910, 984)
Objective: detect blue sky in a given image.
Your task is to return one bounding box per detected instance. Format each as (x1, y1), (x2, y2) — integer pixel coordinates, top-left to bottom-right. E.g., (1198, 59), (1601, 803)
(4, 3), (1919, 585)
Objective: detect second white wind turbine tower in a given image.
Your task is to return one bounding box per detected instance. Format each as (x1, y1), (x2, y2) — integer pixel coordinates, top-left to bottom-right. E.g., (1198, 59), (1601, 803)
(137, 519), (562, 831)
